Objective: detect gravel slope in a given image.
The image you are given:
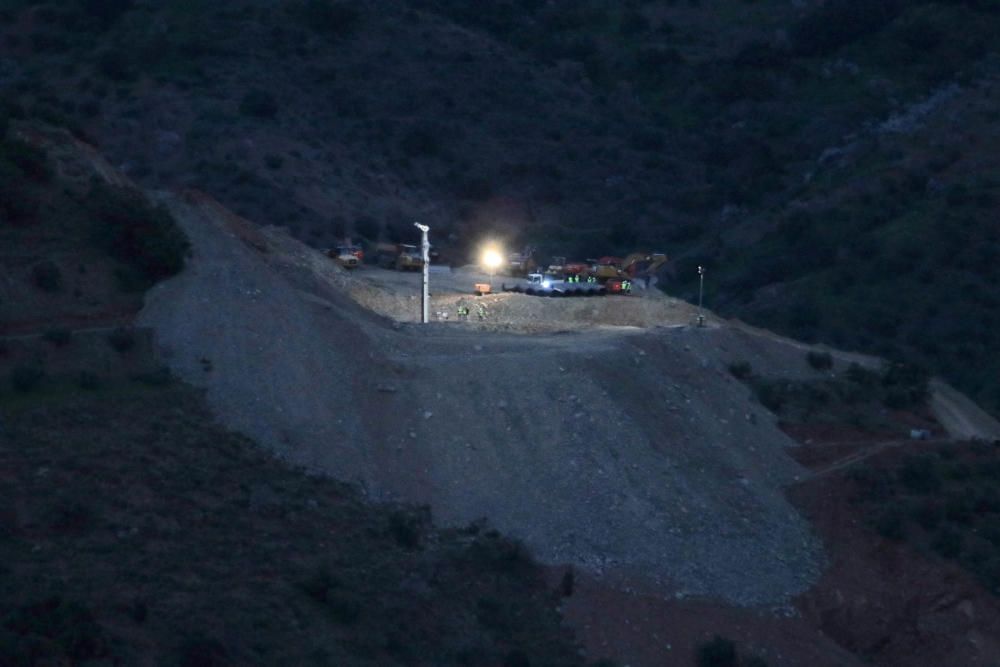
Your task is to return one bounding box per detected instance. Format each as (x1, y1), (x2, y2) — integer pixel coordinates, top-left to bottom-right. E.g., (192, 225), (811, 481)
(140, 190), (827, 605)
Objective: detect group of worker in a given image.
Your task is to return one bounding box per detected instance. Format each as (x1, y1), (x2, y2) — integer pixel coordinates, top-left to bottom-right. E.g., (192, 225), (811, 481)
(565, 274), (599, 284)
(457, 303), (487, 320)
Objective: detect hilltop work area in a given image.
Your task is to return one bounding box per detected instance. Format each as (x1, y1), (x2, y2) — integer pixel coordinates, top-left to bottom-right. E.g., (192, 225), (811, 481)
(137, 192), (1000, 618)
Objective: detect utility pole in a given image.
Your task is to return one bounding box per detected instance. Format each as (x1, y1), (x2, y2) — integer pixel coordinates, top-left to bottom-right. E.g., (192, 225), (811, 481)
(697, 265), (706, 327)
(415, 222), (430, 324)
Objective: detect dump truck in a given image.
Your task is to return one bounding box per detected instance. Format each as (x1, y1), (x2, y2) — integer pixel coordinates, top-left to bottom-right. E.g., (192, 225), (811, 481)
(375, 243), (425, 271)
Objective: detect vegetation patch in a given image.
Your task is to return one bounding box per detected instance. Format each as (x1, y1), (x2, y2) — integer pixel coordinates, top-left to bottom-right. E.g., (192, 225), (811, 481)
(849, 442), (1000, 594)
(85, 183), (189, 286)
(739, 361), (930, 430)
(0, 384), (586, 665)
(696, 635), (769, 667)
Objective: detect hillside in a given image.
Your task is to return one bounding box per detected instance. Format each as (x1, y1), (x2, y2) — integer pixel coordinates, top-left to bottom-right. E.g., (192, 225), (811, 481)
(0, 383), (584, 667)
(3, 0), (999, 416)
(0, 123), (590, 667)
(5, 120), (1000, 666)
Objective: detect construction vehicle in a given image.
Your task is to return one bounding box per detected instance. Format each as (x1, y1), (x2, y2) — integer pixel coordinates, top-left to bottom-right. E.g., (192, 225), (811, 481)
(588, 256), (625, 282)
(561, 261), (590, 280)
(327, 245), (363, 269)
(506, 248), (537, 277)
(621, 252), (668, 281)
(502, 272), (604, 296)
(473, 283), (492, 296)
(375, 242), (425, 271)
(545, 256), (566, 276)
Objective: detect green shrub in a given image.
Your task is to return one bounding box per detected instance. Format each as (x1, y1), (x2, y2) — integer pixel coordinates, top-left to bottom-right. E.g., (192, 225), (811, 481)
(239, 90), (278, 119)
(945, 494), (974, 525)
(96, 48), (135, 81)
(11, 366), (44, 393)
(77, 371), (100, 390)
(106, 327), (135, 353)
(176, 635), (229, 667)
(2, 138), (53, 182)
(3, 597), (109, 663)
(300, 566), (340, 604)
(86, 183), (189, 284)
(875, 505), (905, 541)
(849, 466), (894, 502)
(0, 175), (40, 223)
(932, 526), (963, 558)
(881, 361), (930, 409)
(388, 510), (422, 550)
(298, 565), (360, 623)
(79, 0), (135, 27)
(399, 125), (441, 158)
(31, 261), (63, 292)
(807, 350), (833, 370)
(897, 455), (942, 494)
(727, 361), (753, 380)
(463, 534), (535, 576)
(911, 501), (943, 530)
(752, 380), (785, 412)
(42, 327), (72, 347)
(697, 635), (737, 667)
(300, 0), (360, 38)
(559, 567), (574, 597)
(846, 363), (879, 386)
(131, 367), (172, 386)
(790, 0), (901, 57)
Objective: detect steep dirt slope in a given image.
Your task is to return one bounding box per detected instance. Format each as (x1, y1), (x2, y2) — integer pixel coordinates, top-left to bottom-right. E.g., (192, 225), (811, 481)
(139, 192), (829, 606)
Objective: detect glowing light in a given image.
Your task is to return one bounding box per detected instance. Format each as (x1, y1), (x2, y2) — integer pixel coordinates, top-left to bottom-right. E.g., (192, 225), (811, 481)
(482, 247), (504, 271)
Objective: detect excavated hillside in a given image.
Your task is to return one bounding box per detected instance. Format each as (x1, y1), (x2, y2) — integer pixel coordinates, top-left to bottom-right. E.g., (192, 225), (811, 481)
(138, 191), (836, 606)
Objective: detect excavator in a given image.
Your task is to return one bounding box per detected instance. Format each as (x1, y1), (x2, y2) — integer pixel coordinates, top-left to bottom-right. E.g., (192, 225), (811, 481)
(602, 252), (667, 294)
(622, 252), (668, 280)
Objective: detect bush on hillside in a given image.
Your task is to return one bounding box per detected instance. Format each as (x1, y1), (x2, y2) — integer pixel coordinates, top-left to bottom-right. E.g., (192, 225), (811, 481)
(106, 327), (136, 353)
(807, 350), (833, 370)
(96, 48), (135, 81)
(10, 366), (45, 393)
(77, 371), (101, 390)
(79, 0), (134, 27)
(32, 261), (63, 292)
(239, 90), (278, 119)
(42, 328), (73, 347)
(299, 0), (360, 38)
(2, 597), (110, 663)
(0, 176), (40, 224)
(697, 635), (737, 667)
(932, 526), (963, 558)
(399, 125), (442, 158)
(85, 183), (189, 284)
(728, 361), (753, 380)
(2, 138), (53, 182)
(790, 0), (902, 57)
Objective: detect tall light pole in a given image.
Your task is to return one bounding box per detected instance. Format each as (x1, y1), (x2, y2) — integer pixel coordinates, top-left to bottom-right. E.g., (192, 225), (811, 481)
(415, 222), (430, 324)
(482, 248), (503, 290)
(697, 265), (706, 327)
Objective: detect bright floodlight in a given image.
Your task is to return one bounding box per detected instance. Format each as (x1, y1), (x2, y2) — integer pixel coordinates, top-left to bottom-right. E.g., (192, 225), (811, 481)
(482, 248), (503, 270)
